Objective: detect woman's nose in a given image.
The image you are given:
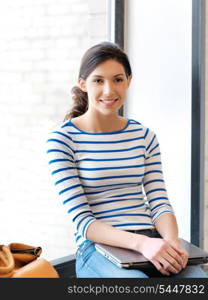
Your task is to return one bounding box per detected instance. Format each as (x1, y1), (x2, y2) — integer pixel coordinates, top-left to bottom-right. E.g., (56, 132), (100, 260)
(103, 81), (114, 96)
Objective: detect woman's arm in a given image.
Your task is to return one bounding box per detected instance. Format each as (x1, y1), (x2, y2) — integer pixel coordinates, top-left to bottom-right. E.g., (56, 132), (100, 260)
(142, 128), (188, 271)
(86, 220), (147, 252)
(46, 127), (96, 240)
(154, 213), (189, 268)
(154, 212), (179, 240)
(86, 220), (185, 276)
(143, 128), (174, 224)
(141, 128), (188, 273)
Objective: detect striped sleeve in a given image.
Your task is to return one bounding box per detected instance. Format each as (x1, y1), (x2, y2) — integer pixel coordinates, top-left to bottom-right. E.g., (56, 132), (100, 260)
(45, 128), (96, 239)
(143, 128), (174, 223)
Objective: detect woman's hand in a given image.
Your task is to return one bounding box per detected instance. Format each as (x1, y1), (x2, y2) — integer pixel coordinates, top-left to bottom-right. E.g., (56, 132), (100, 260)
(138, 236), (185, 276)
(164, 238), (189, 269)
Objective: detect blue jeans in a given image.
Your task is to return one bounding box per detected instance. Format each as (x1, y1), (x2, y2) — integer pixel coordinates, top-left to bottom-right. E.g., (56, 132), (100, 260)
(75, 230), (208, 278)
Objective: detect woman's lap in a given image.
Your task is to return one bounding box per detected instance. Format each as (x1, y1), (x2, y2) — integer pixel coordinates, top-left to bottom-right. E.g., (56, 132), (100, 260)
(75, 240), (208, 278)
(76, 241), (148, 278)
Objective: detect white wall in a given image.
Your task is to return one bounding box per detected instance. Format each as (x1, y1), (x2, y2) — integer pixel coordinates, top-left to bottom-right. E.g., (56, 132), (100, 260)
(125, 0), (192, 241)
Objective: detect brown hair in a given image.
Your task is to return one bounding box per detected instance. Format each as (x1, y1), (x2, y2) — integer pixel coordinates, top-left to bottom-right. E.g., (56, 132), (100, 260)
(63, 41), (132, 121)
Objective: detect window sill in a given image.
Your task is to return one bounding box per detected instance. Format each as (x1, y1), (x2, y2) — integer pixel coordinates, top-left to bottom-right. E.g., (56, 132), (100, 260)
(50, 253), (76, 278)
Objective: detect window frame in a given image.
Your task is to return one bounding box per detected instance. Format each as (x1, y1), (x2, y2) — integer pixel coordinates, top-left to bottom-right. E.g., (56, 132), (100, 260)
(191, 0), (206, 247)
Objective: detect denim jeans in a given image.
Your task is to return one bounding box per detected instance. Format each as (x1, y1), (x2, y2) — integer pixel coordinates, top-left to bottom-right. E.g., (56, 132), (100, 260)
(75, 229), (208, 278)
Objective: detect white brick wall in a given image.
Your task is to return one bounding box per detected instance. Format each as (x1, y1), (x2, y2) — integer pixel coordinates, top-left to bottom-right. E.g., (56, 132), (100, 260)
(0, 0), (107, 260)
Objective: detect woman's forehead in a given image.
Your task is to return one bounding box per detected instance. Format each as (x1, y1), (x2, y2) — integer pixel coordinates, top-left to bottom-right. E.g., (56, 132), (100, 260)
(88, 60), (126, 78)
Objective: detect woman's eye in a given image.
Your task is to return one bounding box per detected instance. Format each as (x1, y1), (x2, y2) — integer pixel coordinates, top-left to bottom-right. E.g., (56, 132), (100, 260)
(115, 78), (123, 82)
(93, 78), (123, 84)
(94, 79), (103, 84)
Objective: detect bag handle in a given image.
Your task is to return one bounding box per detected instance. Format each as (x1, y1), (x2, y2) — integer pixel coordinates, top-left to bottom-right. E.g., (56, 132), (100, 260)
(9, 243), (42, 262)
(11, 247), (42, 257)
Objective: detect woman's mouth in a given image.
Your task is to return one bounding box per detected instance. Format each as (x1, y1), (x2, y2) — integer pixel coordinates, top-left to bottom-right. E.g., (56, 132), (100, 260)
(99, 99), (118, 106)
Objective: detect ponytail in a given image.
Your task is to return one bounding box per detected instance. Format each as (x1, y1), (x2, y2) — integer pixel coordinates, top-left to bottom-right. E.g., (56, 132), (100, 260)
(63, 86), (88, 121)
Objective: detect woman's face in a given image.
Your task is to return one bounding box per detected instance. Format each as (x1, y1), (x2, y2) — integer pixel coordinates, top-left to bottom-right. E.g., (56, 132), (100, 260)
(79, 59), (131, 116)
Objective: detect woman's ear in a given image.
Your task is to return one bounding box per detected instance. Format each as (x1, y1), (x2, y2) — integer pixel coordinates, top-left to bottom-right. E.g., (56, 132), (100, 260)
(78, 78), (87, 92)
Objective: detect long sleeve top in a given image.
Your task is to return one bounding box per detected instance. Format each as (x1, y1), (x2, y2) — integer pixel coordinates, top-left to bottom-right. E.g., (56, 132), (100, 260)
(46, 118), (174, 248)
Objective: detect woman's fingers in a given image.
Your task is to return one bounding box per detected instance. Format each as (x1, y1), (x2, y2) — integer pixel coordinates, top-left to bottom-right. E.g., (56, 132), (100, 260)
(151, 245), (184, 275)
(158, 255), (182, 274)
(151, 259), (170, 276)
(166, 239), (189, 269)
(165, 238), (189, 269)
(166, 245), (184, 267)
(152, 253), (182, 275)
(180, 250), (189, 268)
(141, 237), (188, 275)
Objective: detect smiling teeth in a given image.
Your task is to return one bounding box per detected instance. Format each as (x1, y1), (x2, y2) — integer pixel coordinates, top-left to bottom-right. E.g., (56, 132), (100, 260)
(101, 99), (116, 103)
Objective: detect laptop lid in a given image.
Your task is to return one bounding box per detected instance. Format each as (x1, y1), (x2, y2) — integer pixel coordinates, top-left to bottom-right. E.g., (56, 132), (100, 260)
(95, 239), (208, 269)
(181, 239), (208, 265)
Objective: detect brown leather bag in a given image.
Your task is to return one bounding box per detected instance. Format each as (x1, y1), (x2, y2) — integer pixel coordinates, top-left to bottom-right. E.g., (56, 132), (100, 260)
(0, 243), (59, 278)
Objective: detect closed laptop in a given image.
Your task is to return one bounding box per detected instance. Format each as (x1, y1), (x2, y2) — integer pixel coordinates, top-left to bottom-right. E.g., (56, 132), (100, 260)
(95, 239), (208, 269)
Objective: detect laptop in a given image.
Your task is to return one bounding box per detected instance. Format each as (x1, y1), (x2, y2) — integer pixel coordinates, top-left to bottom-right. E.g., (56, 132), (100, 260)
(95, 239), (208, 269)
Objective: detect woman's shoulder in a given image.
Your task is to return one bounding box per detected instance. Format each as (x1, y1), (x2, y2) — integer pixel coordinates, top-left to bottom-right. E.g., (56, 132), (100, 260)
(48, 118), (72, 132)
(45, 119), (75, 151)
(45, 118), (74, 143)
(129, 118), (150, 131)
(129, 118), (157, 138)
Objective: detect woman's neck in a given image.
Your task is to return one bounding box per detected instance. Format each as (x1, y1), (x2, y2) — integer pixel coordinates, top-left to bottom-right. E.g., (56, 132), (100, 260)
(74, 112), (126, 133)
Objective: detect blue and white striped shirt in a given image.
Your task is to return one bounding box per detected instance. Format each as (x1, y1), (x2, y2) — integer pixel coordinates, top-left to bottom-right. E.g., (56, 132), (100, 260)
(46, 118), (174, 248)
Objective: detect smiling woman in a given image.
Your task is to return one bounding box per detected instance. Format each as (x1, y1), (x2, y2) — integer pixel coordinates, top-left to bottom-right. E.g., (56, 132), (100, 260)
(75, 59), (131, 132)
(63, 43), (132, 133)
(45, 42), (207, 278)
(79, 59), (130, 111)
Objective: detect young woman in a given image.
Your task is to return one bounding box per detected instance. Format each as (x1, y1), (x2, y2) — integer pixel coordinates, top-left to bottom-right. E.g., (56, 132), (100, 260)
(46, 42), (207, 278)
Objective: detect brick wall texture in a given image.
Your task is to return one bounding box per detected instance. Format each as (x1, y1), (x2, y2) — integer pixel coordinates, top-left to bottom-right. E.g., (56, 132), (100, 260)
(0, 0), (107, 260)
